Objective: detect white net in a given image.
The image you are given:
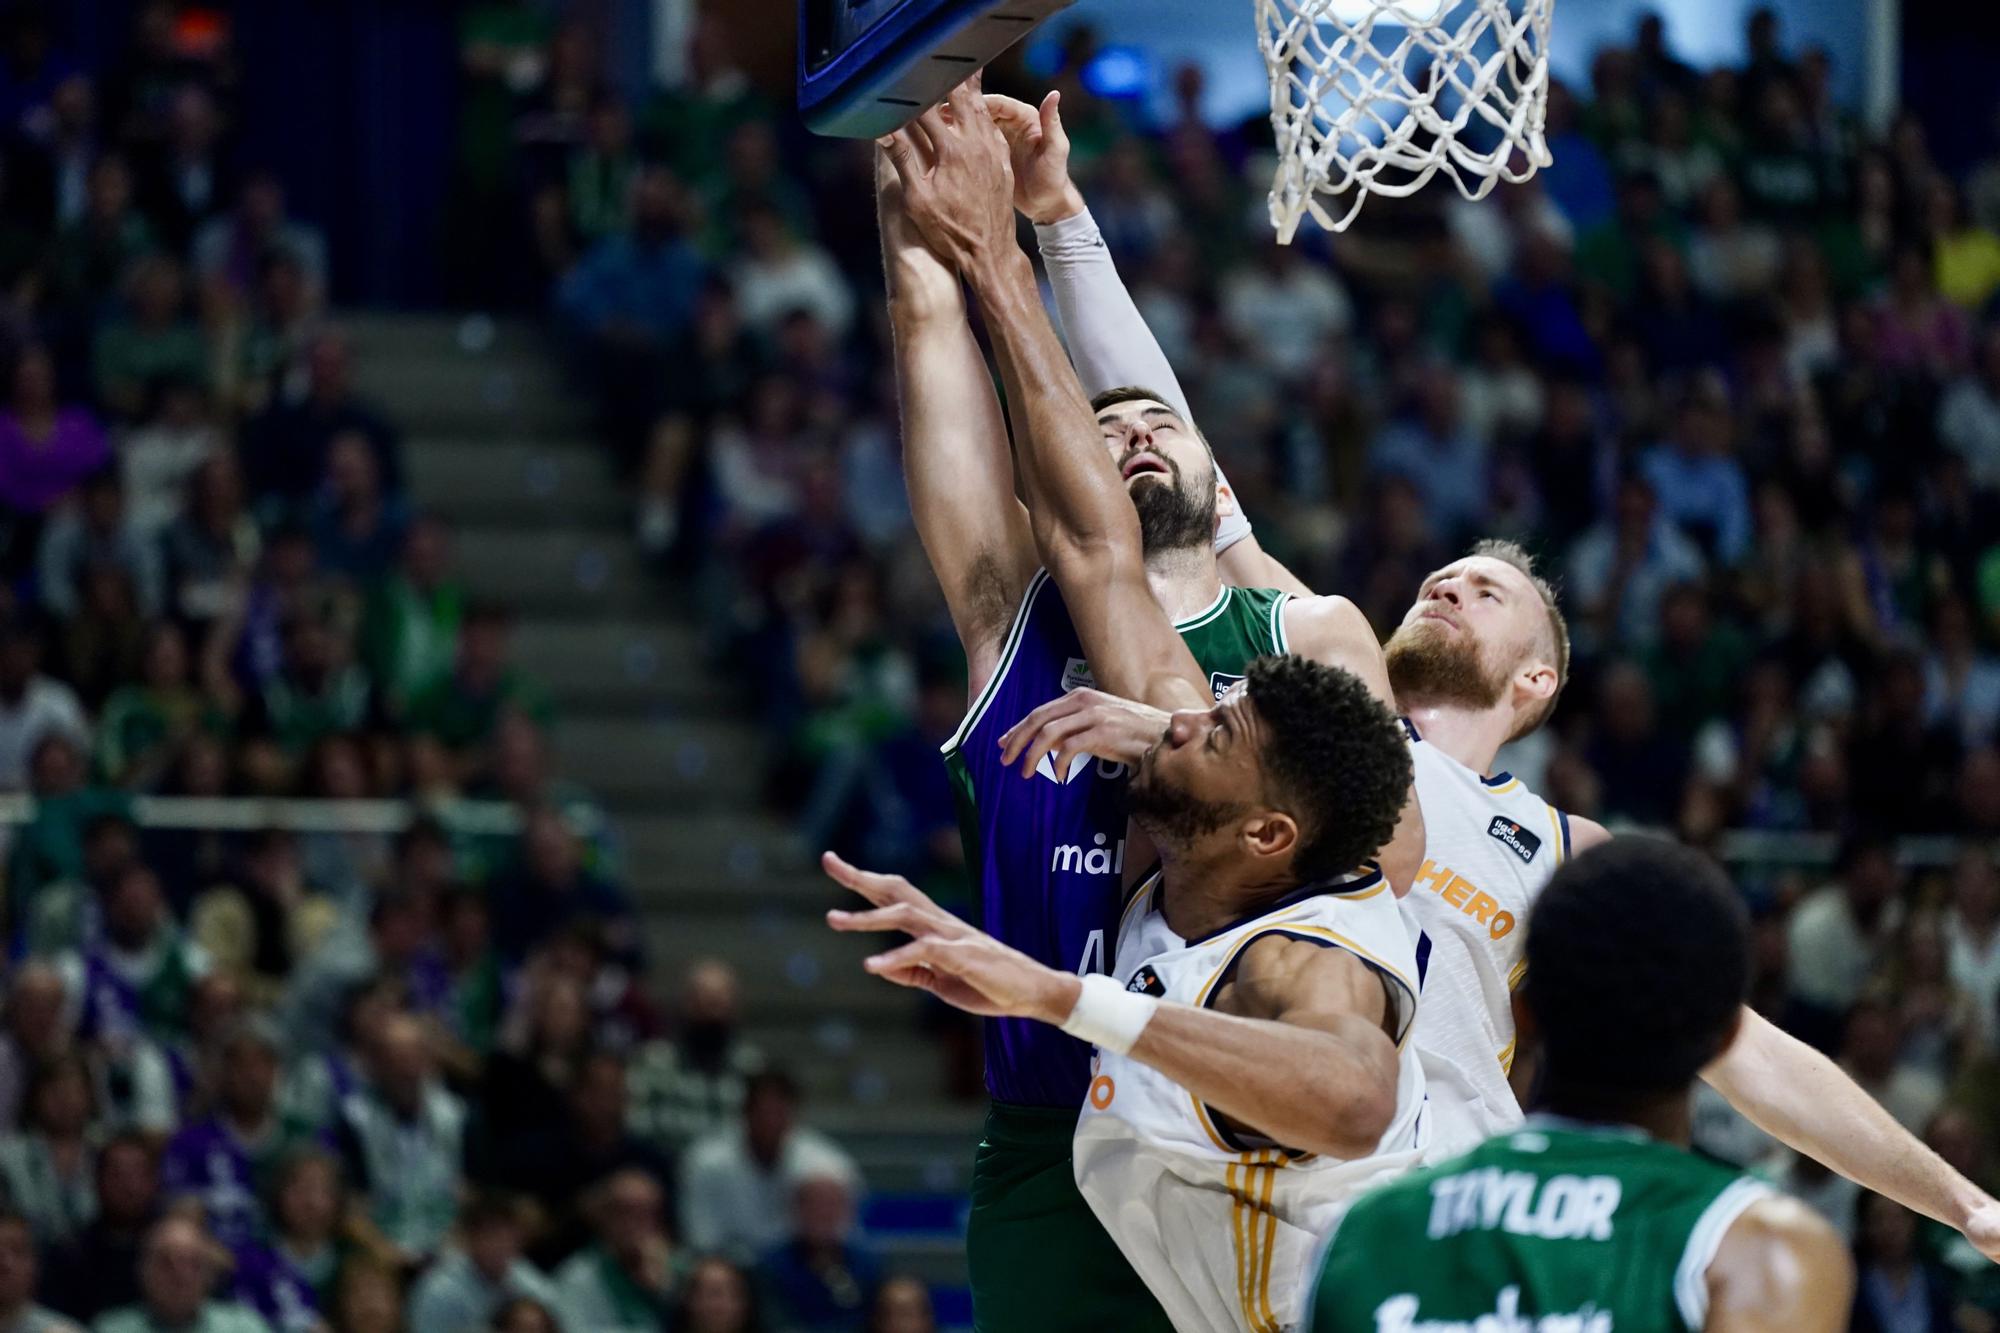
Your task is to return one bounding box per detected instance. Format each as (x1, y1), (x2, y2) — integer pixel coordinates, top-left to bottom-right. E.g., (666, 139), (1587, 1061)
(1255, 0), (1554, 240)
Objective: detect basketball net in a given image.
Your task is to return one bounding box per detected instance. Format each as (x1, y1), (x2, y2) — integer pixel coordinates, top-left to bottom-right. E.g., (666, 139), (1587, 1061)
(1254, 0), (1555, 239)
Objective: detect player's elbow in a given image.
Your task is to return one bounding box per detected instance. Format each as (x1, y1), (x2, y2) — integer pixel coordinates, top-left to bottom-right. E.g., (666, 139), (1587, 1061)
(1307, 1043), (1399, 1159)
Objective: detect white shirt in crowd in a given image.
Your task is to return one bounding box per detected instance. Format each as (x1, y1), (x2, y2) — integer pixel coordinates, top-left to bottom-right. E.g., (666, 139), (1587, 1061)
(1785, 884), (1902, 1013)
(1947, 912), (2000, 1051)
(678, 1125), (859, 1262)
(0, 679), (88, 792)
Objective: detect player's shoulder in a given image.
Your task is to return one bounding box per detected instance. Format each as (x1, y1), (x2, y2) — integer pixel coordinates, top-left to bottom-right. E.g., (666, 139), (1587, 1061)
(1703, 1192), (1853, 1329)
(1279, 593), (1373, 655)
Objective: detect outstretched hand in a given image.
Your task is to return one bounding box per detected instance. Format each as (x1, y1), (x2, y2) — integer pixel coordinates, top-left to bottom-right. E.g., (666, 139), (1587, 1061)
(997, 687), (1170, 779)
(878, 74), (1019, 275)
(822, 851), (1078, 1023)
(984, 90), (1083, 226)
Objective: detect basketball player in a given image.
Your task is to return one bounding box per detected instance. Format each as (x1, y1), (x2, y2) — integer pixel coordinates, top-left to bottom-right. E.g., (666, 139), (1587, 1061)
(1310, 838), (1853, 1333)
(989, 89), (2000, 1257)
(874, 88), (1420, 1333)
(861, 79), (1428, 1333)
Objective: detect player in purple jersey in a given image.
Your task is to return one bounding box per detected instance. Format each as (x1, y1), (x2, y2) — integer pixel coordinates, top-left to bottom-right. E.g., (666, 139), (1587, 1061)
(876, 94), (1425, 1333)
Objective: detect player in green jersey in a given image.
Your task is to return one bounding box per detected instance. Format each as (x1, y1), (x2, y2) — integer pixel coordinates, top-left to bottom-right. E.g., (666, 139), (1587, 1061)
(1310, 838), (1853, 1333)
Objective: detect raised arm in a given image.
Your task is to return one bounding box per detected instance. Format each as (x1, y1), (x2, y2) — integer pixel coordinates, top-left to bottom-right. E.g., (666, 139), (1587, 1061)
(986, 90), (1314, 599)
(883, 80), (1206, 713)
(824, 854), (1398, 1160)
(877, 150), (1037, 690)
(1703, 1006), (2000, 1259)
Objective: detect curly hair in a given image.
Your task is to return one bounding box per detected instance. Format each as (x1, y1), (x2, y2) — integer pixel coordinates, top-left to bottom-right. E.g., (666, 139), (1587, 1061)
(1245, 655), (1412, 884)
(1525, 838), (1749, 1098)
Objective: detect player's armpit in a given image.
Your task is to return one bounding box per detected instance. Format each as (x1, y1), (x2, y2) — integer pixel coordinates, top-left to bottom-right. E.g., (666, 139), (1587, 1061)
(1703, 1196), (1852, 1333)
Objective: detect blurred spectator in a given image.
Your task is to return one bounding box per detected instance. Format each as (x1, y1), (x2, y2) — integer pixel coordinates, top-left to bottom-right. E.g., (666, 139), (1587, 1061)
(1565, 472), (1706, 652)
(1946, 848), (2000, 1052)
(1788, 837), (1906, 1041)
(95, 1214), (273, 1333)
(1849, 1193), (1957, 1333)
(79, 863), (209, 1042)
(14, 71), (98, 231)
(308, 432), (408, 585)
(628, 959), (766, 1157)
(42, 1133), (156, 1321)
(405, 606), (549, 777)
(865, 1278), (933, 1333)
(159, 451), (258, 628)
(1219, 239), (1351, 382)
(1367, 364), (1487, 543)
(42, 155), (153, 334)
(500, 1045), (675, 1239)
(1580, 660), (1687, 825)
(680, 1072), (860, 1264)
(473, 972), (591, 1167)
(491, 1298), (562, 1333)
(732, 204), (853, 341)
(1885, 914), (1974, 1082)
(360, 515), (461, 720)
(335, 1013), (465, 1262)
(0, 619), (88, 792)
(1874, 247), (1970, 380)
(755, 1171), (879, 1333)
(552, 1168), (675, 1333)
(487, 808), (633, 967)
(36, 469), (163, 621)
(675, 1256), (763, 1333)
(0, 1208), (77, 1333)
(0, 347), (109, 524)
(1839, 996), (1946, 1135)
(239, 333), (401, 518)
(406, 1195), (556, 1333)
(1939, 323), (2000, 496)
(90, 255), (205, 423)
(558, 164), (707, 351)
(0, 1053), (99, 1247)
(159, 1018), (302, 1253)
(133, 85), (231, 257)
(1642, 376), (1751, 566)
(193, 172), (327, 310)
(1926, 179), (2000, 313)
(326, 1256), (405, 1333)
(231, 1149), (358, 1333)
(280, 892), (440, 1060)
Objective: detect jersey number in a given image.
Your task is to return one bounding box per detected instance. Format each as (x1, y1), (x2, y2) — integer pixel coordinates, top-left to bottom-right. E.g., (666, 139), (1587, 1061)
(1075, 930), (1106, 977)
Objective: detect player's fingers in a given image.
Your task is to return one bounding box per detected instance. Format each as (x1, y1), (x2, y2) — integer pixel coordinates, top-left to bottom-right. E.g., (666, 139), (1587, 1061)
(865, 937), (951, 978)
(983, 92), (1038, 139)
(877, 131), (917, 185)
(998, 693), (1080, 764)
(825, 902), (915, 934)
(820, 850), (917, 905)
(916, 103), (953, 154)
(1042, 89), (1069, 153)
(1020, 713), (1093, 780)
(945, 73), (987, 130)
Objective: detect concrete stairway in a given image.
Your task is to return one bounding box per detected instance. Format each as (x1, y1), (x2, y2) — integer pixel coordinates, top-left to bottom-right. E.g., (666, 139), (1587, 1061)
(341, 313), (978, 1301)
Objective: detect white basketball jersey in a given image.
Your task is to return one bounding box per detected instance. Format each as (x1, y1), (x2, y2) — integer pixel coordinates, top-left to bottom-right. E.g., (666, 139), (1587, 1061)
(1401, 728), (1572, 1160)
(1074, 867), (1428, 1333)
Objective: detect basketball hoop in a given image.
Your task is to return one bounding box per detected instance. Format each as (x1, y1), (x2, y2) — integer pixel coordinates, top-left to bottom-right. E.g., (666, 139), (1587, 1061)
(1254, 0), (1555, 240)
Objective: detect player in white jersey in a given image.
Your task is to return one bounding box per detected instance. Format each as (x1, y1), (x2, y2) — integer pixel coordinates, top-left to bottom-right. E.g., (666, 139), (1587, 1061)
(1075, 863), (1426, 1333)
(982, 89), (2000, 1248)
(1396, 729), (1566, 1154)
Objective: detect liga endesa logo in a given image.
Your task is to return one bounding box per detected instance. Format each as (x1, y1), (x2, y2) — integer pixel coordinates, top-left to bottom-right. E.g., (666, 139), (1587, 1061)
(1486, 816), (1542, 865)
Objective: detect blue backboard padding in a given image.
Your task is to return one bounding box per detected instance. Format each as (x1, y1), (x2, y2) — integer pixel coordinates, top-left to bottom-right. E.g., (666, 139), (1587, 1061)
(798, 0), (1076, 138)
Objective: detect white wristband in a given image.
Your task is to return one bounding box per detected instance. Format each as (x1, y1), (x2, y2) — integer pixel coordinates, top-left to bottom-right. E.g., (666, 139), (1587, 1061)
(1060, 973), (1156, 1057)
(1214, 464), (1254, 555)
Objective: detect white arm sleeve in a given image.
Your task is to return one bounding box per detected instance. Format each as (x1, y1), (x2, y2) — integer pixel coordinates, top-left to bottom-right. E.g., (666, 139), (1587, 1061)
(1034, 209), (1255, 554)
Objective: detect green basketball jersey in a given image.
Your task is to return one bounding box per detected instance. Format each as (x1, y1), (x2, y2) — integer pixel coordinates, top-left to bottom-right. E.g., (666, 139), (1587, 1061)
(1310, 1119), (1771, 1333)
(939, 578), (1291, 1107)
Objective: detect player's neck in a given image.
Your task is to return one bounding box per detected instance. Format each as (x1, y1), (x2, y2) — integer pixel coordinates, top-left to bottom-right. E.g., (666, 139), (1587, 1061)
(1157, 852), (1297, 941)
(1400, 699), (1513, 776)
(1143, 544), (1223, 625)
(1539, 1084), (1693, 1148)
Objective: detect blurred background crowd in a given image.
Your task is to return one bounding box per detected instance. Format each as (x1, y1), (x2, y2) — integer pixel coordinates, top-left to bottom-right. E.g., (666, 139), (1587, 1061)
(0, 0), (1995, 1329)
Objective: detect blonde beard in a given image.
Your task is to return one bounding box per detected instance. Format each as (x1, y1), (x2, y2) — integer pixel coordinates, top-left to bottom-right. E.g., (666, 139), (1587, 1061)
(1384, 620), (1509, 712)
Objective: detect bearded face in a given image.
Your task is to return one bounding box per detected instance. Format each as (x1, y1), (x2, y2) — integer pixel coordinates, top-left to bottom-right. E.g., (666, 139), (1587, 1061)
(1127, 738), (1247, 854)
(1123, 447), (1217, 556)
(1384, 617), (1510, 711)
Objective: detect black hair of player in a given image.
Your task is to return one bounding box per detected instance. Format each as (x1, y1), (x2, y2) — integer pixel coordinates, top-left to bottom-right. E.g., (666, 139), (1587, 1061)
(1243, 655), (1411, 885)
(1524, 838), (1749, 1105)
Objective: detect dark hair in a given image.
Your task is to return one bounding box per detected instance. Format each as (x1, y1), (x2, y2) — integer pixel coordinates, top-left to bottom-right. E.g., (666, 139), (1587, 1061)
(24, 1052), (96, 1129)
(675, 1255), (764, 1333)
(1524, 838), (1749, 1099)
(1243, 656), (1411, 884)
(1466, 538), (1570, 738)
(1088, 386), (1213, 456)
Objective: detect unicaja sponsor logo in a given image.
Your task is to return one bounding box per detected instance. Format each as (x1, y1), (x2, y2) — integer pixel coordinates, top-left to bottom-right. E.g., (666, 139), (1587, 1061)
(1372, 1288), (1611, 1333)
(1051, 833), (1126, 876)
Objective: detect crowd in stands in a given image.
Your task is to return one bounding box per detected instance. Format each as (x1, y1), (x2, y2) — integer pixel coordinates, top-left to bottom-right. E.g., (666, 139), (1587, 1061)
(499, 1), (2000, 1325)
(0, 2), (923, 1330)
